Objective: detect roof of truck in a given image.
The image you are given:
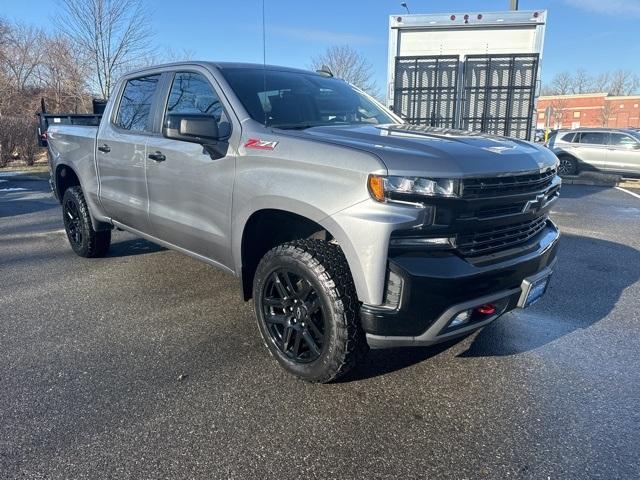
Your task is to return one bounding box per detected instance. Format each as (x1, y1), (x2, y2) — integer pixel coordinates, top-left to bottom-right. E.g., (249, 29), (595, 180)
(127, 61), (319, 77)
(210, 62), (314, 74)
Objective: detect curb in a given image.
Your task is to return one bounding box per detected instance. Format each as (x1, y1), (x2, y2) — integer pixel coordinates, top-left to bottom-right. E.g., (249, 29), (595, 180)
(0, 171), (50, 181)
(560, 172), (621, 187)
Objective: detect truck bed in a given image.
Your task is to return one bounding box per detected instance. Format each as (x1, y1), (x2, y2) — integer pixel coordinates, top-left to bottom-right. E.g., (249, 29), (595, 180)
(47, 125), (98, 163)
(36, 113), (102, 147)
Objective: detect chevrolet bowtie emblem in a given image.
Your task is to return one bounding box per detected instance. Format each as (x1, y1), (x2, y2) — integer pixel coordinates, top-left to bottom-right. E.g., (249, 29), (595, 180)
(522, 194), (546, 214)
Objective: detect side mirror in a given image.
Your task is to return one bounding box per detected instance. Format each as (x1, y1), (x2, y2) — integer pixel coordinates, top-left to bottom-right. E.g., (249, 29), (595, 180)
(180, 116), (219, 139)
(163, 114), (230, 144)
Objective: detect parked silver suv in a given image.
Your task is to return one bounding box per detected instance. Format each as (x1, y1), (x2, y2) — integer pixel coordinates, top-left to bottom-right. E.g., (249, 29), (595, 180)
(548, 128), (640, 176)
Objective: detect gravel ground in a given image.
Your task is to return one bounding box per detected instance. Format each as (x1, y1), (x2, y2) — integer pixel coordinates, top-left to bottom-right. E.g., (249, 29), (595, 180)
(1, 174), (639, 479)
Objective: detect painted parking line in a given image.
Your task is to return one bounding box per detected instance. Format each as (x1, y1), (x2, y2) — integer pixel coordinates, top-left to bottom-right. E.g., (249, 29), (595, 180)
(615, 186), (640, 200)
(0, 229), (66, 241)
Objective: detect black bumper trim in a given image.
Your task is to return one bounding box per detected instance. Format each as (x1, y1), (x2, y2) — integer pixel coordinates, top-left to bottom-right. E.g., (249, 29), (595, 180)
(360, 222), (560, 338)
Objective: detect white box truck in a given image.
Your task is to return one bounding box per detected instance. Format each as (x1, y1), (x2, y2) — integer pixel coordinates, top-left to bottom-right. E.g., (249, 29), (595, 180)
(387, 10), (547, 139)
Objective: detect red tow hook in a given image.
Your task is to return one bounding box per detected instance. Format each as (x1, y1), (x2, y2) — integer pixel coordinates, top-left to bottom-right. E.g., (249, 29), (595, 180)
(475, 303), (496, 315)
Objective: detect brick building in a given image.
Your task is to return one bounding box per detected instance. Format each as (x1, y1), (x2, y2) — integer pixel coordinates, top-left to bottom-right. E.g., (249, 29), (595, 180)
(536, 93), (640, 130)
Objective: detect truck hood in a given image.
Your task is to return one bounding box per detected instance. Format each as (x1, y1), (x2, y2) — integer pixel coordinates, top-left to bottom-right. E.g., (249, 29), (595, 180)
(291, 124), (557, 177)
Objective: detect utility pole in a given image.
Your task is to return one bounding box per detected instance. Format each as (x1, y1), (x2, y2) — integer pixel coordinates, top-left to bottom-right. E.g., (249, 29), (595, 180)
(510, 0), (519, 10)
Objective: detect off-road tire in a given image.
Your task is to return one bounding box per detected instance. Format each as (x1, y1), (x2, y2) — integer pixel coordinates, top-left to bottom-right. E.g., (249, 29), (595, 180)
(253, 239), (368, 383)
(62, 186), (111, 258)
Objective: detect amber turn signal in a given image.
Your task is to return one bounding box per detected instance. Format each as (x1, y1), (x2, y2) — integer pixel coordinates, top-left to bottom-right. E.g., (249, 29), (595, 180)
(368, 175), (386, 202)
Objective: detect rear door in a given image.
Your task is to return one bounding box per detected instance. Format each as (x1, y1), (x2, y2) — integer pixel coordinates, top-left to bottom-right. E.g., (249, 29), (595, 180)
(97, 74), (161, 232)
(573, 131), (609, 169)
(144, 69), (237, 269)
(606, 132), (640, 174)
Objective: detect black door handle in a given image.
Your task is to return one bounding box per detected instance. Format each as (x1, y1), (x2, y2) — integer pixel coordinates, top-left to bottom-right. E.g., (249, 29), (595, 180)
(97, 144), (111, 153)
(148, 151), (166, 162)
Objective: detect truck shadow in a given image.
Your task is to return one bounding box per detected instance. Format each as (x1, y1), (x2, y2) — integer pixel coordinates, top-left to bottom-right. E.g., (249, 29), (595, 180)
(460, 232), (639, 358)
(557, 184), (611, 199)
(344, 233), (639, 380)
(107, 238), (166, 257)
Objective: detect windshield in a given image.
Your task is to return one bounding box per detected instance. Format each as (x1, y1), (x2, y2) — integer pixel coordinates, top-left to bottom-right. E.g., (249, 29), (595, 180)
(220, 68), (398, 129)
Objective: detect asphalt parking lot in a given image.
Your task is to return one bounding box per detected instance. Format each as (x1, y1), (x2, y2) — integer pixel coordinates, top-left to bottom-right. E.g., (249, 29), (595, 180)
(1, 173), (639, 479)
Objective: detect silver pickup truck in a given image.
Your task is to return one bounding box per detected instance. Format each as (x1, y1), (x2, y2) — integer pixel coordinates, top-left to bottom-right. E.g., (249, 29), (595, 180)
(47, 61), (561, 382)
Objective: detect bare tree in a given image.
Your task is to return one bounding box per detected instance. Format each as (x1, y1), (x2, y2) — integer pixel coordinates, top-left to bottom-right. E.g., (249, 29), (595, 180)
(130, 47), (197, 69)
(56, 0), (153, 98)
(592, 72), (611, 92)
(599, 102), (613, 127)
(549, 97), (568, 128)
(38, 35), (91, 112)
(571, 69), (593, 94)
(548, 71), (573, 95)
(608, 69), (640, 96)
(311, 45), (379, 97)
(2, 23), (45, 92)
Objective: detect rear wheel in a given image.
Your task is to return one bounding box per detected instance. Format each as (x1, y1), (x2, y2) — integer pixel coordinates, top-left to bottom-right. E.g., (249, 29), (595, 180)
(62, 186), (111, 257)
(557, 155), (578, 176)
(253, 240), (368, 383)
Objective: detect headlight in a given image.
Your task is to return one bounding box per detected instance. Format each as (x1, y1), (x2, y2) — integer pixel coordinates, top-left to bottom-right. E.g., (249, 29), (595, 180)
(368, 175), (459, 202)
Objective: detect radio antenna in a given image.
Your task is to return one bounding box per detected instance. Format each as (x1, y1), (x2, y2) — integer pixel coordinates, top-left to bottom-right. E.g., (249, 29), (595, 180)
(262, 0), (268, 126)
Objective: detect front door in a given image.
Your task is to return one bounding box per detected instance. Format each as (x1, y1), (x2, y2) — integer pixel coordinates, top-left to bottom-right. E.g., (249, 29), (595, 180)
(573, 131), (609, 169)
(145, 71), (236, 269)
(97, 74), (161, 232)
(606, 132), (640, 174)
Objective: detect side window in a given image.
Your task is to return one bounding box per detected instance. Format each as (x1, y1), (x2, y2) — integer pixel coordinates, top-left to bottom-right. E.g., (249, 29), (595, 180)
(578, 132), (607, 145)
(560, 132), (576, 143)
(114, 75), (161, 132)
(165, 72), (223, 124)
(610, 133), (639, 147)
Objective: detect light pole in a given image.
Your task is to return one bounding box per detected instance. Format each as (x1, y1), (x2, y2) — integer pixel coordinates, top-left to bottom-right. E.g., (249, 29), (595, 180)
(510, 0), (519, 10)
(401, 2), (410, 14)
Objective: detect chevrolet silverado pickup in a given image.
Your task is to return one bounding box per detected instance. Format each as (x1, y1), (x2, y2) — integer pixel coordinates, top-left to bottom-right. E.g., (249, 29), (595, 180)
(46, 62), (561, 382)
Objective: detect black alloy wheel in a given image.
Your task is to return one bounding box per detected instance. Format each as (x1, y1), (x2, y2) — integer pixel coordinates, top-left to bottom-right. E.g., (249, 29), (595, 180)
(253, 240), (369, 383)
(61, 186), (111, 258)
(262, 269), (326, 363)
(63, 197), (83, 248)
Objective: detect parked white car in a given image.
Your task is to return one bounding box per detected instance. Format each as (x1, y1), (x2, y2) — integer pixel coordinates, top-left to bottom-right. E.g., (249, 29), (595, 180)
(548, 128), (640, 176)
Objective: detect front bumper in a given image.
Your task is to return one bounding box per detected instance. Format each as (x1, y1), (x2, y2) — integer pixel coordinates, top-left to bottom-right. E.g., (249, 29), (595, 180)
(362, 220), (560, 348)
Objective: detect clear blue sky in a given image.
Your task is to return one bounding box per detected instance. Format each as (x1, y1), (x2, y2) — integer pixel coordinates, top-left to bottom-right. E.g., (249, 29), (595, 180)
(4, 0), (640, 91)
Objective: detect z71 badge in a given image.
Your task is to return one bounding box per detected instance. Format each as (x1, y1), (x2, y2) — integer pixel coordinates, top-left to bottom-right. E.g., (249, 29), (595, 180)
(244, 138), (279, 150)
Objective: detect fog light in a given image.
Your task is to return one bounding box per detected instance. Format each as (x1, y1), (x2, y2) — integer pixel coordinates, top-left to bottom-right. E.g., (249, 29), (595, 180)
(450, 310), (471, 328)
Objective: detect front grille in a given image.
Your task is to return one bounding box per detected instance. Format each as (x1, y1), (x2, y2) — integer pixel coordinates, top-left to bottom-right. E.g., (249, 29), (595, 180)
(462, 169), (556, 198)
(456, 216), (548, 256)
(473, 203), (525, 219)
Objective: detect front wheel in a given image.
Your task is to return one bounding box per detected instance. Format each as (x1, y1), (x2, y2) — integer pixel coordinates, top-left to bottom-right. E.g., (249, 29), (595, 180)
(62, 186), (111, 257)
(557, 155), (578, 176)
(253, 240), (368, 383)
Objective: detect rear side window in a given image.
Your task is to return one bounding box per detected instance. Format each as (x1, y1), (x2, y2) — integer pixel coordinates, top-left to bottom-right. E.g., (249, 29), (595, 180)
(165, 72), (223, 122)
(114, 74), (161, 132)
(609, 133), (639, 147)
(577, 132), (607, 145)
